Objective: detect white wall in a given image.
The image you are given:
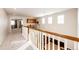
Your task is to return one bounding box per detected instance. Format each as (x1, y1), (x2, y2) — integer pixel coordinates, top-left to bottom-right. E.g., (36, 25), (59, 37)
(38, 9), (77, 37)
(9, 16), (27, 31)
(0, 8), (9, 45)
(9, 15), (28, 40)
(78, 9), (79, 37)
(78, 9), (79, 50)
(37, 9), (78, 50)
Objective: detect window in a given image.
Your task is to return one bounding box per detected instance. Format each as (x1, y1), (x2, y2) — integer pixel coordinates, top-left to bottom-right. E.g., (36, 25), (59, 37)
(42, 18), (45, 24)
(21, 20), (23, 25)
(11, 20), (15, 25)
(48, 16), (52, 24)
(57, 15), (64, 24)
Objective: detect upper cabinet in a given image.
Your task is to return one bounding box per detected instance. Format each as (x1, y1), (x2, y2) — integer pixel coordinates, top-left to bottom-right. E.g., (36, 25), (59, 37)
(26, 17), (39, 28)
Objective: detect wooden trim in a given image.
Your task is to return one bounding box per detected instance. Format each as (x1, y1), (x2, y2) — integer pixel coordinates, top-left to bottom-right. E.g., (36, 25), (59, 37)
(31, 28), (79, 42)
(23, 26), (79, 42)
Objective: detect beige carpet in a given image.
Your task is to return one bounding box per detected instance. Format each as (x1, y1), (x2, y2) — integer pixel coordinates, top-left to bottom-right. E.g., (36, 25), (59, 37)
(0, 31), (28, 50)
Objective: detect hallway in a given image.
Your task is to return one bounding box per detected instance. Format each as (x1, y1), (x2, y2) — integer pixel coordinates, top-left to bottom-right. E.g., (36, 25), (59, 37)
(0, 31), (27, 50)
(0, 8), (78, 50)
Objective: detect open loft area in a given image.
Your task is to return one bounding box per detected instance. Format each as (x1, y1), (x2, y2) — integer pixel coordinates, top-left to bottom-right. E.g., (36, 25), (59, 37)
(0, 8), (79, 50)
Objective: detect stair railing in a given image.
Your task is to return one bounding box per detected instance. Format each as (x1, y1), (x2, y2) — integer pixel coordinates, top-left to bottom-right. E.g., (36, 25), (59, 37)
(25, 26), (79, 50)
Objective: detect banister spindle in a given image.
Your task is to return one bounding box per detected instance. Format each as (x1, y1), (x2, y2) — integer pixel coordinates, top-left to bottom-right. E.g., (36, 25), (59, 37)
(39, 32), (41, 50)
(27, 27), (79, 50)
(52, 36), (55, 50)
(65, 39), (67, 50)
(41, 32), (43, 50)
(36, 31), (38, 48)
(40, 32), (42, 50)
(58, 39), (60, 50)
(37, 31), (40, 49)
(45, 35), (47, 50)
(56, 37), (60, 50)
(78, 43), (79, 50)
(74, 41), (78, 50)
(42, 33), (45, 50)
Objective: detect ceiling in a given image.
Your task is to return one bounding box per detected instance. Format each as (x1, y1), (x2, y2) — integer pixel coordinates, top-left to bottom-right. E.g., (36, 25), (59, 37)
(4, 8), (71, 17)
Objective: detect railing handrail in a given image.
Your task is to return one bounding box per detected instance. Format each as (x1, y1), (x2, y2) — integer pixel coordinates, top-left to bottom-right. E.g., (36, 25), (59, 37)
(24, 26), (79, 42)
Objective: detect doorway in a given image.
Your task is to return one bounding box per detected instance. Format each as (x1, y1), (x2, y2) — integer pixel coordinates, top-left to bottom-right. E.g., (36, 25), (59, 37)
(10, 19), (22, 32)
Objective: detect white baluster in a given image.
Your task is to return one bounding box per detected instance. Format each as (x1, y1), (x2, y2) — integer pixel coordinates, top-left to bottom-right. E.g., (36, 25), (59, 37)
(37, 31), (39, 48)
(65, 39), (67, 50)
(74, 41), (78, 50)
(38, 31), (40, 50)
(78, 43), (79, 50)
(52, 35), (55, 50)
(39, 32), (41, 50)
(37, 31), (39, 49)
(38, 32), (40, 50)
(40, 32), (42, 50)
(58, 38), (60, 50)
(42, 32), (44, 50)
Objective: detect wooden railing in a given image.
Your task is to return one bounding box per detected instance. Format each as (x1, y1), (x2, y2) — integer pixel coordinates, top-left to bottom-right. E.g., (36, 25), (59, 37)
(25, 26), (79, 50)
